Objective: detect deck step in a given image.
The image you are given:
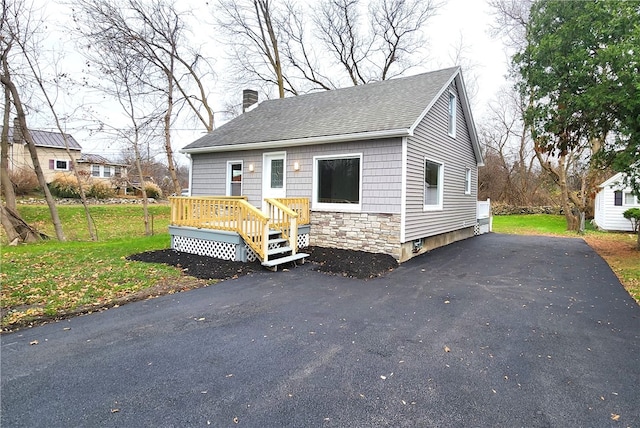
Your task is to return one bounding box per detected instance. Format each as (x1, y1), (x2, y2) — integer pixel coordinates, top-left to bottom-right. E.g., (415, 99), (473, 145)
(267, 246), (292, 257)
(262, 253), (309, 269)
(268, 238), (288, 246)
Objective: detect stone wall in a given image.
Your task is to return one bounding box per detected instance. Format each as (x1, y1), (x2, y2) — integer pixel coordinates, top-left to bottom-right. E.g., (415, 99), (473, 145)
(310, 211), (402, 259)
(491, 204), (563, 216)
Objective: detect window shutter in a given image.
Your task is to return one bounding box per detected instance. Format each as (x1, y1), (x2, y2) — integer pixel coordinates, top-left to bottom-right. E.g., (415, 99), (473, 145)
(49, 159), (54, 170)
(614, 190), (622, 206)
(69, 161), (74, 170)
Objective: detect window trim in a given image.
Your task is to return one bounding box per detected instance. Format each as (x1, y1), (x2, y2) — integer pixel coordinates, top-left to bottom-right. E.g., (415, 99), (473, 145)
(54, 159), (69, 171)
(448, 91), (457, 138)
(464, 167), (472, 195)
(312, 153), (363, 212)
(226, 160), (243, 197)
(424, 158), (444, 211)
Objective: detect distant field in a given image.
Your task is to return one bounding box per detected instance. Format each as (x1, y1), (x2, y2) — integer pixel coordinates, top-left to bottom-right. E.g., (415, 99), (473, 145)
(493, 214), (639, 303)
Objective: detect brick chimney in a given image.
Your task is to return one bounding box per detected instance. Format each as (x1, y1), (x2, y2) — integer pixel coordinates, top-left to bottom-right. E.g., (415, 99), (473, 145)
(12, 117), (23, 143)
(242, 89), (258, 113)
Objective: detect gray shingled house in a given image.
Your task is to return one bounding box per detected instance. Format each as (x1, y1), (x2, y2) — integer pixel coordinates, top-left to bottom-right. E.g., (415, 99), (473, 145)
(174, 67), (484, 266)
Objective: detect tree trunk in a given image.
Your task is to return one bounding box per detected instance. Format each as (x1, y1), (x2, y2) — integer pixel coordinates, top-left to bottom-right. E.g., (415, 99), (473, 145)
(1, 85), (16, 210)
(0, 204), (46, 244)
(1, 71), (66, 241)
(557, 154), (578, 231)
(163, 70), (182, 196)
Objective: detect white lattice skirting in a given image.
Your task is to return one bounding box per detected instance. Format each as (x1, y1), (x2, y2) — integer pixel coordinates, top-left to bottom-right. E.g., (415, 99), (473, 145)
(173, 235), (238, 260)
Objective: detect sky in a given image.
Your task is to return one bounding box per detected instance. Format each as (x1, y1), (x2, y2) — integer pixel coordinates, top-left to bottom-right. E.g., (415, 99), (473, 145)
(15, 0), (511, 164)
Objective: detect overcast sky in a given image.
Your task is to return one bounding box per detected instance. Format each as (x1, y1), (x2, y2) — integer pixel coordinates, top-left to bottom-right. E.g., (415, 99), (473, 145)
(19, 0), (511, 162)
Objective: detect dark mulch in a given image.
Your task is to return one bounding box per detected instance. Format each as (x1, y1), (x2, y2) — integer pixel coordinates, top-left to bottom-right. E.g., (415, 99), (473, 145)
(127, 246), (398, 280)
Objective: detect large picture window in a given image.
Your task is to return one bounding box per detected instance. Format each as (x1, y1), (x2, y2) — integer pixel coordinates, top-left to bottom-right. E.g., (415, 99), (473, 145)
(424, 159), (444, 210)
(314, 154), (362, 210)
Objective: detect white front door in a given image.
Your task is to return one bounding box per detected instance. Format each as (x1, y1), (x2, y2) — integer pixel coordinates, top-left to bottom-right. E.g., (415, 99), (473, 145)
(262, 152), (286, 203)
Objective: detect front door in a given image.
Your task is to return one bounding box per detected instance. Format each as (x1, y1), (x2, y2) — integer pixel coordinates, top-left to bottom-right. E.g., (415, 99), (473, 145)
(262, 152), (286, 204)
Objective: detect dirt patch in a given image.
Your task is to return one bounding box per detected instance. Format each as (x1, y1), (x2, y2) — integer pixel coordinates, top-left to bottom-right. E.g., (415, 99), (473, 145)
(128, 246), (398, 280)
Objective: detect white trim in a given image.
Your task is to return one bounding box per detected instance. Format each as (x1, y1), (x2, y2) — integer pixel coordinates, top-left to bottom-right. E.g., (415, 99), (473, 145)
(400, 137), (408, 243)
(186, 153), (193, 196)
(226, 160), (243, 196)
(448, 91), (457, 138)
(53, 159), (70, 171)
(312, 153), (363, 212)
(464, 167), (471, 195)
(181, 129), (411, 154)
(423, 158), (444, 211)
(408, 68), (459, 135)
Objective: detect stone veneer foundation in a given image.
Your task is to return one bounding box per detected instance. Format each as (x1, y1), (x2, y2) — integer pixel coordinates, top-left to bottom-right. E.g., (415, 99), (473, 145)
(310, 211), (402, 260)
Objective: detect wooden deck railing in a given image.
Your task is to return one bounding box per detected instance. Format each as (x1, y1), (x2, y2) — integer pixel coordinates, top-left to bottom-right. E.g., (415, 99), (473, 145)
(265, 198), (299, 255)
(275, 197), (310, 225)
(169, 196), (269, 261)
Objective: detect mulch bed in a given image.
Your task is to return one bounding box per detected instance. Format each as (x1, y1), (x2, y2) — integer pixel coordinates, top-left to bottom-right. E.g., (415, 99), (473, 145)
(127, 246), (398, 280)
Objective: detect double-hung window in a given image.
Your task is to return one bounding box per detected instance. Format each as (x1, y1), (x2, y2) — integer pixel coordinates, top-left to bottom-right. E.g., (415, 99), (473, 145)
(464, 167), (471, 195)
(313, 154), (362, 211)
(424, 159), (444, 210)
(91, 165), (100, 177)
(227, 161), (243, 196)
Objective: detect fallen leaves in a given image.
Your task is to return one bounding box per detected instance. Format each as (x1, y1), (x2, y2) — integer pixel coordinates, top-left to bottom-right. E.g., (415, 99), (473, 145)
(29, 340), (39, 345)
(611, 413), (620, 421)
(444, 346), (451, 353)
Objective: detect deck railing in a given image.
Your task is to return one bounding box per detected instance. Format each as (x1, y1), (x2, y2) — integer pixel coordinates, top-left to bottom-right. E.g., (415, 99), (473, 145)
(265, 198), (299, 255)
(275, 197), (310, 225)
(169, 196), (269, 261)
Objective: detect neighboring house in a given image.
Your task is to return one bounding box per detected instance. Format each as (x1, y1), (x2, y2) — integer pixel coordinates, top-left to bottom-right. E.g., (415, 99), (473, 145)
(6, 122), (82, 183)
(76, 153), (128, 187)
(594, 172), (640, 232)
(179, 66), (484, 262)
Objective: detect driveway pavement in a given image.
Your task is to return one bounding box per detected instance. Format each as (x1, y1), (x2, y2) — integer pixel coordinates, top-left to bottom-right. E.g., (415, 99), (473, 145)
(2, 234), (639, 427)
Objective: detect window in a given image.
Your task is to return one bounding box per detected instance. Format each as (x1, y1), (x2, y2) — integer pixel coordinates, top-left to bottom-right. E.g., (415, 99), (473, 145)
(270, 159), (283, 189)
(448, 92), (456, 137)
(614, 190), (622, 206)
(104, 166), (112, 178)
(424, 159), (443, 210)
(91, 165), (100, 177)
(227, 161), (243, 196)
(624, 192), (638, 205)
(464, 168), (471, 195)
(313, 154), (362, 210)
(114, 166), (122, 177)
(53, 159), (69, 171)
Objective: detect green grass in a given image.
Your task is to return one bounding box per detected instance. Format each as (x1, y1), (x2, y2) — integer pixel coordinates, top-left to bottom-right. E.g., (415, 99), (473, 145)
(493, 214), (640, 303)
(1, 203), (202, 329)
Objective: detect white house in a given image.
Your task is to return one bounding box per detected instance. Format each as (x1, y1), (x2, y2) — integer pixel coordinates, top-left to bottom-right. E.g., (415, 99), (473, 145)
(594, 172), (640, 232)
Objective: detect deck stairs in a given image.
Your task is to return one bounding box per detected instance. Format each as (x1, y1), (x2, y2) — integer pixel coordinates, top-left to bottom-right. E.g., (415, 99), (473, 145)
(261, 229), (309, 271)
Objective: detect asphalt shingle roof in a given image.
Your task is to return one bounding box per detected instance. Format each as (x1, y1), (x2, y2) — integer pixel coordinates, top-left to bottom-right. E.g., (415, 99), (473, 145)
(183, 67), (459, 152)
(6, 127), (82, 150)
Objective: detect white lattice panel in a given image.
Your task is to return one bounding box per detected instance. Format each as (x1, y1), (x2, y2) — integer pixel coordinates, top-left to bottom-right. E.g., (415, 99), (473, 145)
(173, 236), (237, 261)
(245, 245), (258, 262)
(298, 233), (309, 248)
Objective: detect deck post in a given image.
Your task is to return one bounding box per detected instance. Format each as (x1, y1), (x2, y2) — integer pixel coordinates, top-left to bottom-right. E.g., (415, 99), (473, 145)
(290, 217), (298, 255)
(262, 222), (269, 263)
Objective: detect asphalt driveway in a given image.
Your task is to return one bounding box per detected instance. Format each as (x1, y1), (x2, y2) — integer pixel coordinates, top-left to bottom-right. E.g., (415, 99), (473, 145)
(2, 234), (639, 427)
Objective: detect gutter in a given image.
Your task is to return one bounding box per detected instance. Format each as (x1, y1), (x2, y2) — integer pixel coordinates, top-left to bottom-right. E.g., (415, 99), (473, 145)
(180, 128), (412, 154)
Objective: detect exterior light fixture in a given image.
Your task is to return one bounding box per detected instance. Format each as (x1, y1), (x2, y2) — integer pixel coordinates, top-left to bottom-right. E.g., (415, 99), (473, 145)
(248, 163), (254, 172)
(293, 161), (300, 171)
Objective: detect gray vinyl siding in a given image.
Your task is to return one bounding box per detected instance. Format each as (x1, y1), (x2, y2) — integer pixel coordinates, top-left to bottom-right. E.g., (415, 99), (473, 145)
(190, 138), (403, 214)
(404, 81), (478, 242)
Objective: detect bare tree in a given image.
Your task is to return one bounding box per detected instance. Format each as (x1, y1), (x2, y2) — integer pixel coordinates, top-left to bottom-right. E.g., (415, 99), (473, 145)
(1, 0), (65, 241)
(216, 0), (290, 97)
(73, 0), (214, 195)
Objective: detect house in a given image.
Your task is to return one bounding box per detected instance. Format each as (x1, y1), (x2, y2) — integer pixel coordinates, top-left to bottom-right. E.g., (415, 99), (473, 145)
(76, 153), (128, 192)
(174, 66), (484, 266)
(594, 172), (640, 232)
(6, 121), (82, 183)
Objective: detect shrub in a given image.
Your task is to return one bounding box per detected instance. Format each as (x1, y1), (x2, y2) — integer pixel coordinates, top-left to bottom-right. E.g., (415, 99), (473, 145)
(7, 168), (40, 196)
(143, 181), (162, 199)
(87, 180), (115, 199)
(623, 208), (640, 233)
(49, 173), (81, 198)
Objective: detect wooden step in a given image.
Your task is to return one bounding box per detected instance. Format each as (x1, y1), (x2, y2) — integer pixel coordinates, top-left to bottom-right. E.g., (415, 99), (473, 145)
(262, 253), (309, 270)
(267, 246), (292, 257)
(268, 238), (288, 246)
